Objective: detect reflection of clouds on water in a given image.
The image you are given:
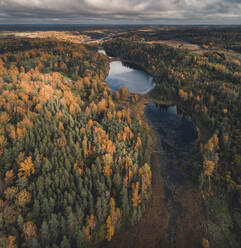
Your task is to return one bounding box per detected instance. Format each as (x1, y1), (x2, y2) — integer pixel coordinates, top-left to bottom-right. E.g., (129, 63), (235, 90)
(144, 102), (197, 148)
(108, 61), (133, 74)
(167, 105), (177, 115)
(98, 50), (106, 55)
(106, 61), (155, 94)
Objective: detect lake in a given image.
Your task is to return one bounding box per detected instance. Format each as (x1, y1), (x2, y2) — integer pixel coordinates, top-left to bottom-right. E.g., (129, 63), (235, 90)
(144, 102), (197, 150)
(105, 60), (156, 94)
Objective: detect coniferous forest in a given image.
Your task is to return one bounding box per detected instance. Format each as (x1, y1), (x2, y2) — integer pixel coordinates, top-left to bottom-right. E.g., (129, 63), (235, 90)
(0, 38), (152, 247)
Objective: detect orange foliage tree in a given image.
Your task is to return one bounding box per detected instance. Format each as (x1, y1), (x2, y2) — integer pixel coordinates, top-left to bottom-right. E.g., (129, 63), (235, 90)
(22, 221), (37, 241)
(18, 157), (35, 178)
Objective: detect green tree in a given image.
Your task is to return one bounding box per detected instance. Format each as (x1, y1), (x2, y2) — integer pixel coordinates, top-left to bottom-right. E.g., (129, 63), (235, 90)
(60, 236), (70, 248)
(40, 220), (50, 246)
(121, 186), (129, 218)
(49, 214), (59, 242)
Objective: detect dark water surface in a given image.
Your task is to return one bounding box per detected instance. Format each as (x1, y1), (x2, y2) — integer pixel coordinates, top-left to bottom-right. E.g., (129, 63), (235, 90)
(144, 102), (197, 151)
(144, 103), (199, 247)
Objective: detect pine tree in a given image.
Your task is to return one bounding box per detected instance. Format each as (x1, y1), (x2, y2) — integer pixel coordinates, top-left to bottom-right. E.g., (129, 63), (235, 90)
(40, 220), (49, 246)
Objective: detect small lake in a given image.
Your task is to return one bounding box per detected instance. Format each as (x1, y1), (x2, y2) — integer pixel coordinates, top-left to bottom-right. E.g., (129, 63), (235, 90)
(105, 60), (156, 94)
(144, 102), (197, 150)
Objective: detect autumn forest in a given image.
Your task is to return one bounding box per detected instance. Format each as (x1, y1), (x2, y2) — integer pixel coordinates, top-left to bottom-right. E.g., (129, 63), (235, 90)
(0, 25), (241, 248)
(0, 38), (153, 247)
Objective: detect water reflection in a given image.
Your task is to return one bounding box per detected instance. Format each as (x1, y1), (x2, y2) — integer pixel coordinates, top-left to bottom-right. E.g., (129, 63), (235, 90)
(144, 102), (197, 150)
(156, 104), (178, 115)
(98, 50), (106, 55)
(106, 61), (156, 94)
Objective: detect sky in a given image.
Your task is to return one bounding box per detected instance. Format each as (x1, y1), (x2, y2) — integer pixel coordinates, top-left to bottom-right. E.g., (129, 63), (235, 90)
(0, 0), (241, 24)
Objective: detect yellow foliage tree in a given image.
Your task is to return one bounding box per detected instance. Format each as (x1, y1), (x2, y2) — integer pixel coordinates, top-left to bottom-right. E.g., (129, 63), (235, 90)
(0, 135), (7, 155)
(82, 225), (91, 240)
(132, 182), (140, 207)
(7, 236), (17, 248)
(103, 165), (112, 177)
(179, 89), (188, 100)
(15, 189), (31, 208)
(88, 119), (93, 127)
(73, 161), (83, 176)
(139, 163), (152, 200)
(135, 136), (142, 150)
(58, 122), (64, 131)
(87, 214), (95, 231)
(203, 160), (215, 177)
(18, 156), (35, 178)
(82, 215), (95, 240)
(202, 238), (210, 248)
(22, 221), (37, 241)
(106, 215), (114, 241)
(97, 98), (107, 113)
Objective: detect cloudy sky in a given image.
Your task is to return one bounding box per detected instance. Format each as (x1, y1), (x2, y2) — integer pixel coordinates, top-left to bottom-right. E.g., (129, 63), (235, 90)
(0, 0), (241, 24)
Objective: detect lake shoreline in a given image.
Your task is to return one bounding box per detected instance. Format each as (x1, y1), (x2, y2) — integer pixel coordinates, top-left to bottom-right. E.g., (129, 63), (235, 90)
(101, 46), (206, 247)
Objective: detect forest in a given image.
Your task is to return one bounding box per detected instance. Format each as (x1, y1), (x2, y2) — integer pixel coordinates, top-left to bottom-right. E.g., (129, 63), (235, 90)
(117, 26), (241, 51)
(0, 38), (152, 247)
(104, 37), (241, 247)
(1, 25), (241, 248)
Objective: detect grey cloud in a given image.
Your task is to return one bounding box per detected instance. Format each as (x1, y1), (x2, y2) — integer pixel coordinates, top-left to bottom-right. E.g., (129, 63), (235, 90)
(0, 0), (240, 24)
